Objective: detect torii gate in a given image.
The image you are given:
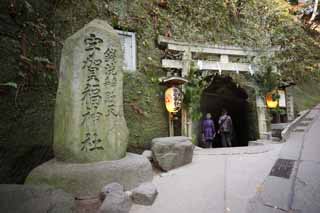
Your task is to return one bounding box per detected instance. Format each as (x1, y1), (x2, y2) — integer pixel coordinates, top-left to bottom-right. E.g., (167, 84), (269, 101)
(158, 36), (280, 139)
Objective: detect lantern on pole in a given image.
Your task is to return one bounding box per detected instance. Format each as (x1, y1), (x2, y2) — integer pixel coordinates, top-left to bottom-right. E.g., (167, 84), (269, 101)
(159, 75), (188, 136)
(160, 75), (188, 113)
(165, 86), (183, 113)
(266, 91), (278, 109)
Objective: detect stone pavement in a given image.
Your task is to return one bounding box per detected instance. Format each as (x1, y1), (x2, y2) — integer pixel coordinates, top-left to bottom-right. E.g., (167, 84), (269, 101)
(247, 104), (320, 213)
(131, 143), (283, 213)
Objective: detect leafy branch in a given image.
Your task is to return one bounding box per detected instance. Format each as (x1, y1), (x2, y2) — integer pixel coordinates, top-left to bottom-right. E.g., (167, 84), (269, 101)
(184, 63), (213, 120)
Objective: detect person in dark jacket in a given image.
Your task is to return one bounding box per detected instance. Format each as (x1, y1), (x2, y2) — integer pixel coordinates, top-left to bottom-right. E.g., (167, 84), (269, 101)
(202, 113), (216, 148)
(218, 109), (233, 147)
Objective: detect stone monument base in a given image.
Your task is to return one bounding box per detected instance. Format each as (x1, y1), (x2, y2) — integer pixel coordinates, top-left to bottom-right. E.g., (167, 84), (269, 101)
(25, 153), (153, 197)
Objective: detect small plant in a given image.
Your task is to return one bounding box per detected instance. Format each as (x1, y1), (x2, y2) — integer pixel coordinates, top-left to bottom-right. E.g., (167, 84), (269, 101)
(271, 91), (280, 102)
(184, 63), (213, 120)
(253, 54), (281, 98)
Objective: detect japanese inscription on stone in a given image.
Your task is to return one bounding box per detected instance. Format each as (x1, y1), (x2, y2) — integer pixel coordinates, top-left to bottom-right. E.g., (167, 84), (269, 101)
(81, 34), (104, 152)
(80, 34), (119, 152)
(103, 47), (118, 117)
(54, 19), (128, 163)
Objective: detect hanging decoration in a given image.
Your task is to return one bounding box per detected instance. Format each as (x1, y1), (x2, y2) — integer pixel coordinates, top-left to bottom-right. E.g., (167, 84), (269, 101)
(266, 90), (279, 108)
(165, 86), (183, 113)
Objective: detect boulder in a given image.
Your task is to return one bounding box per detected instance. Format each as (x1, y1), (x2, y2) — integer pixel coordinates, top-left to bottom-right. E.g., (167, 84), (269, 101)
(0, 184), (75, 213)
(26, 153), (153, 197)
(131, 182), (158, 206)
(98, 190), (132, 213)
(142, 150), (153, 161)
(100, 182), (124, 201)
(151, 136), (194, 171)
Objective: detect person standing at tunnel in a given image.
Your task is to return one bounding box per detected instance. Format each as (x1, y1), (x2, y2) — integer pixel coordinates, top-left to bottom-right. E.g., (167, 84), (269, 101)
(202, 113), (216, 148)
(218, 109), (233, 147)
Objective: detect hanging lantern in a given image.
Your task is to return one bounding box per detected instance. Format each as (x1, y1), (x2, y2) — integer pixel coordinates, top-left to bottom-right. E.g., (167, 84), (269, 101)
(266, 91), (278, 108)
(165, 86), (183, 113)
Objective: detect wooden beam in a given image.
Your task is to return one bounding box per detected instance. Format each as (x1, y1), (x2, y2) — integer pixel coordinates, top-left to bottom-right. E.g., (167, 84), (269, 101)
(168, 113), (174, 137)
(182, 49), (192, 77)
(158, 36), (279, 57)
(197, 60), (251, 72)
(162, 59), (183, 69)
(162, 59), (254, 73)
(181, 49), (191, 137)
(167, 43), (258, 56)
(220, 55), (229, 63)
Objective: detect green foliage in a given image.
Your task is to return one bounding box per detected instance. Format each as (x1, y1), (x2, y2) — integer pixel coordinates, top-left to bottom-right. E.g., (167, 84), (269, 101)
(162, 0), (233, 43)
(291, 78), (320, 111)
(231, 0), (320, 97)
(272, 91), (281, 101)
(184, 78), (202, 120)
(269, 107), (286, 115)
(123, 73), (168, 152)
(240, 0), (320, 82)
(253, 55), (281, 96)
(184, 64), (212, 120)
(3, 0), (320, 153)
(55, 0), (320, 86)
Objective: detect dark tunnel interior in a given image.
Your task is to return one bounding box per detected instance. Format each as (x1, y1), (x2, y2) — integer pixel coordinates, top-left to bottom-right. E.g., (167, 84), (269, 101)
(200, 75), (249, 147)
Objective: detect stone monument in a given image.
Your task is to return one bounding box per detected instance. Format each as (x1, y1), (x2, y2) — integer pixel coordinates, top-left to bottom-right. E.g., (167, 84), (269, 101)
(26, 19), (152, 197)
(54, 18), (128, 163)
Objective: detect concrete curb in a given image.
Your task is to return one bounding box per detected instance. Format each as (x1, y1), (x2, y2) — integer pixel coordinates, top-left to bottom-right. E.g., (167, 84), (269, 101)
(281, 110), (310, 142)
(247, 105), (320, 213)
(193, 145), (275, 156)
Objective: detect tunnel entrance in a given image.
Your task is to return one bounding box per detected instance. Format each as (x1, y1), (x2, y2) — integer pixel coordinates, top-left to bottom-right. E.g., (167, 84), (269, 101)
(200, 75), (249, 147)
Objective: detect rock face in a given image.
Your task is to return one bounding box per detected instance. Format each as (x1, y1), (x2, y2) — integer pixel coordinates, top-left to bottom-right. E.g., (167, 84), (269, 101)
(26, 153), (153, 197)
(54, 19), (128, 163)
(0, 184), (75, 213)
(131, 182), (158, 206)
(99, 190), (132, 213)
(142, 150), (153, 161)
(151, 136), (194, 171)
(98, 182), (158, 211)
(100, 182), (124, 201)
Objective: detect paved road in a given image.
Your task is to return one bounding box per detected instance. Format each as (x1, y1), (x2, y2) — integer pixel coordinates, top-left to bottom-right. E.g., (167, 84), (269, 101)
(131, 144), (283, 213)
(248, 104), (320, 213)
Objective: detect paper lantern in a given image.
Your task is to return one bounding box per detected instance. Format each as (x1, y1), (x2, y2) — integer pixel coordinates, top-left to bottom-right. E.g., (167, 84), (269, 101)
(165, 87), (183, 113)
(278, 90), (286, 107)
(266, 91), (278, 108)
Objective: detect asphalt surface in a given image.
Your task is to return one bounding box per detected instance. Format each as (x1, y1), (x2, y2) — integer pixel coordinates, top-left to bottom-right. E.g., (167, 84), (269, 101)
(247, 104), (320, 213)
(131, 144), (283, 213)
(131, 105), (320, 213)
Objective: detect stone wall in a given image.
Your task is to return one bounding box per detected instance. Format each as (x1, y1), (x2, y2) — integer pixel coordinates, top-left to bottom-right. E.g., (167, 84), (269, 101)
(243, 85), (260, 141)
(0, 0), (56, 183)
